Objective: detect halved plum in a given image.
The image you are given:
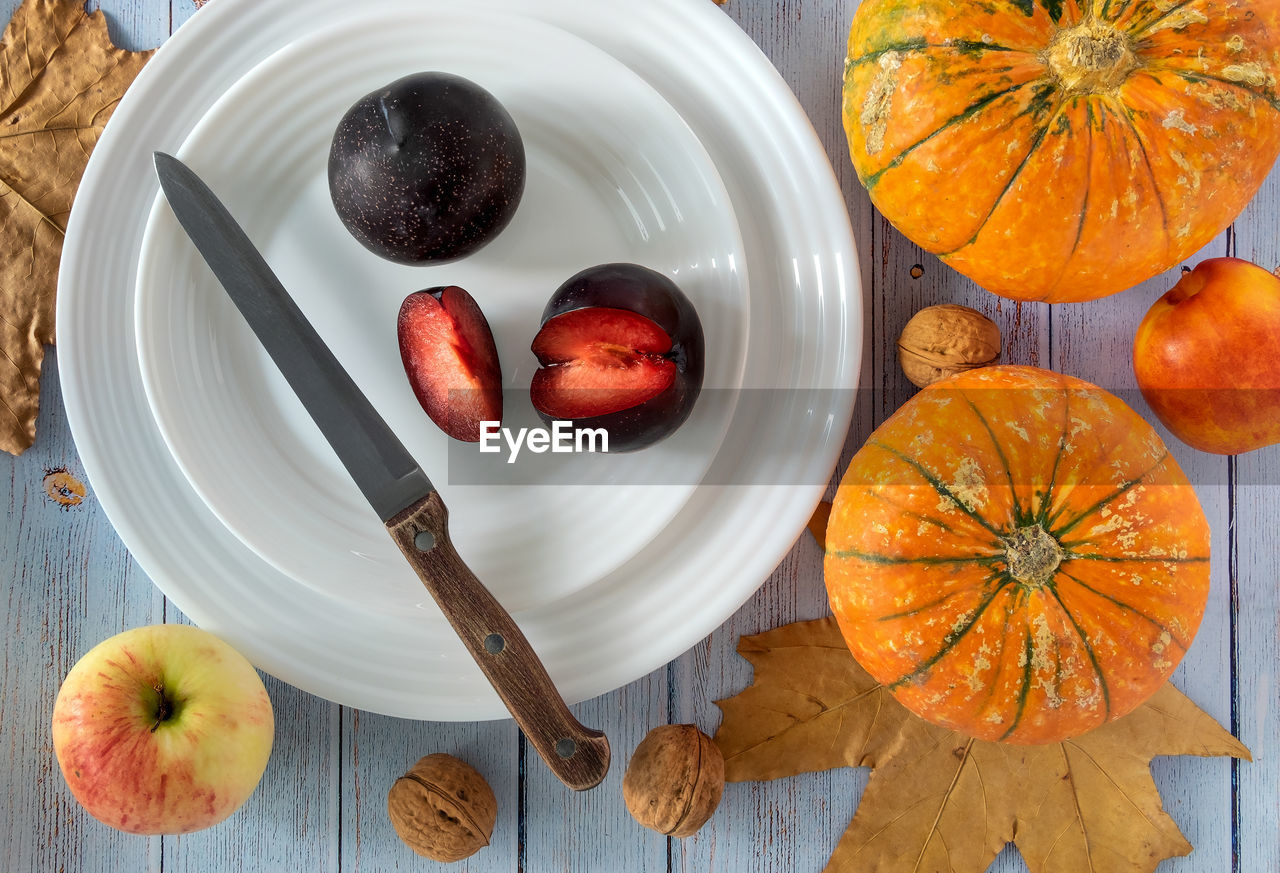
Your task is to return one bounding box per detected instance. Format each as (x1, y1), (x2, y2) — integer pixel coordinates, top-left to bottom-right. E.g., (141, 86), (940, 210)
(532, 308), (676, 418)
(530, 263), (704, 452)
(398, 285), (502, 442)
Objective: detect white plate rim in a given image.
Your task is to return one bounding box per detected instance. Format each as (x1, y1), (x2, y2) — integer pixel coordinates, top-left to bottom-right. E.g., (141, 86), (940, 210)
(131, 8), (748, 614)
(57, 0), (862, 720)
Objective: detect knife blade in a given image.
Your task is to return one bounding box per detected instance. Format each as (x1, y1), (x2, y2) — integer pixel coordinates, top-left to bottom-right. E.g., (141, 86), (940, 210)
(154, 151), (609, 791)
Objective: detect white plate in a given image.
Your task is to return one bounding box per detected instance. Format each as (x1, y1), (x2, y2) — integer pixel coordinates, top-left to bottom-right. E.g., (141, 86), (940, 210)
(58, 0), (861, 720)
(134, 11), (746, 614)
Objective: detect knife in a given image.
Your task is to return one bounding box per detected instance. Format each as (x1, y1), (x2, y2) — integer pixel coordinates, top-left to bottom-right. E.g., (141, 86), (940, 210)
(153, 151), (609, 791)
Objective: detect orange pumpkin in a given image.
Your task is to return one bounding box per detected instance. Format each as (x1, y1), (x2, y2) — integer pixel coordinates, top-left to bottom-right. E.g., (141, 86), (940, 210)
(824, 365), (1209, 744)
(842, 0), (1280, 302)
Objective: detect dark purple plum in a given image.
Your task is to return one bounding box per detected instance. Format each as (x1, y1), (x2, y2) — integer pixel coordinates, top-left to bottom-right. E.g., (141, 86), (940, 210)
(328, 72), (525, 265)
(530, 263), (704, 452)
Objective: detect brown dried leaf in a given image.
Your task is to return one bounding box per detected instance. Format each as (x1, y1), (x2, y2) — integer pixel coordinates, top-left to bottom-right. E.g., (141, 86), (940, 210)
(806, 500), (832, 548)
(0, 0), (151, 454)
(714, 617), (1250, 873)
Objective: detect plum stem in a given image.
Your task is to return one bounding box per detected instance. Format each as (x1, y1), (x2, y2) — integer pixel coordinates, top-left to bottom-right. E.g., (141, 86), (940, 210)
(378, 92), (407, 150)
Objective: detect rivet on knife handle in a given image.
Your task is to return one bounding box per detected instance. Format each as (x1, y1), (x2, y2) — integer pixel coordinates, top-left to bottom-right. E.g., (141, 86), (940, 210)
(386, 491), (611, 791)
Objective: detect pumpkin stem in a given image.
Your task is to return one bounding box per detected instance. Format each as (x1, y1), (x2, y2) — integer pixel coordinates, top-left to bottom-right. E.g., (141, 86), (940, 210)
(1003, 524), (1064, 589)
(1045, 23), (1138, 95)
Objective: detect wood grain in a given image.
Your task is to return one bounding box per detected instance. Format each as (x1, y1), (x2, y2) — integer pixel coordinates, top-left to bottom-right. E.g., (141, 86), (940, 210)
(0, 1), (1275, 872)
(1, 357), (163, 873)
(341, 712), (518, 871)
(1054, 255), (1237, 873)
(1226, 145), (1280, 873)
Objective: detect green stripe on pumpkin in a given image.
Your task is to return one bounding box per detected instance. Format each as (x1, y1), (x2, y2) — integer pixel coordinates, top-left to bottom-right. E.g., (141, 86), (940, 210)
(939, 84), (1063, 256)
(998, 616), (1038, 741)
(849, 39), (1023, 67)
(1058, 551), (1208, 564)
(888, 574), (1015, 690)
(963, 395), (1029, 526)
(1162, 70), (1280, 111)
(827, 549), (1003, 566)
(1056, 567), (1192, 650)
(1040, 0), (1067, 22)
(865, 489), (975, 539)
(1044, 582), (1113, 719)
(874, 571), (1008, 623)
(1117, 99), (1174, 253)
(1048, 450), (1170, 539)
(1131, 0), (1208, 40)
(862, 80), (1049, 190)
(1033, 388), (1074, 527)
(973, 589), (1020, 725)
(866, 440), (1006, 538)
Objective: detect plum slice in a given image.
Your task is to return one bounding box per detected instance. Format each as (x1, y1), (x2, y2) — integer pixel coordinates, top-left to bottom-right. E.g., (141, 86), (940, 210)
(531, 308), (677, 419)
(530, 263), (704, 452)
(398, 285), (502, 442)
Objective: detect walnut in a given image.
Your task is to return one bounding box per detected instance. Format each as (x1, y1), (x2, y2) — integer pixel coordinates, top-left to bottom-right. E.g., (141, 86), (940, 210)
(623, 724), (725, 838)
(897, 303), (1002, 388)
(387, 754), (496, 862)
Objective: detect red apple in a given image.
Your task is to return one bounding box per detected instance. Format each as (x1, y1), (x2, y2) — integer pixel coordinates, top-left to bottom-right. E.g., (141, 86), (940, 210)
(51, 625), (274, 834)
(1133, 257), (1280, 455)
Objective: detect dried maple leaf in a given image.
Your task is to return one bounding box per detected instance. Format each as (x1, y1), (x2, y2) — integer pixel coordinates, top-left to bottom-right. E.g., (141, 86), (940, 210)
(806, 499), (832, 547)
(714, 617), (1250, 873)
(0, 0), (151, 454)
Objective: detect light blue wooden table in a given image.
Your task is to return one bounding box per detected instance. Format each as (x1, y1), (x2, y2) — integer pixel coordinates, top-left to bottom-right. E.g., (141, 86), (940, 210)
(3, 1), (1276, 871)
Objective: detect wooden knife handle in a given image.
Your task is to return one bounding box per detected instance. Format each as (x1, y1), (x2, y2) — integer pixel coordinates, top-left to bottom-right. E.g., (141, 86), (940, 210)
(385, 491), (610, 791)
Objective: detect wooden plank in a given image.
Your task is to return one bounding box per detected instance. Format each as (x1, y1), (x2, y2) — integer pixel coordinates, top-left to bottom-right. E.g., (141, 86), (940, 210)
(877, 271), (1043, 873)
(674, 538), (857, 873)
(1052, 242), (1237, 873)
(521, 680), (667, 872)
(669, 0), (876, 869)
(171, 0), (201, 32)
(0, 5), (166, 872)
(676, 0), (1047, 869)
(116, 0), (341, 867)
(1, 355), (163, 873)
(1231, 466), (1280, 873)
(160, 609), (340, 873)
(0, 4), (343, 872)
(848, 220), (1050, 872)
(2, 3), (1275, 873)
(1223, 165), (1280, 873)
(86, 0), (169, 51)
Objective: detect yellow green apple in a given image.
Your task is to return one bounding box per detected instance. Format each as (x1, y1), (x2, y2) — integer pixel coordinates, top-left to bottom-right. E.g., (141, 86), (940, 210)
(51, 624), (274, 834)
(1133, 257), (1280, 454)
